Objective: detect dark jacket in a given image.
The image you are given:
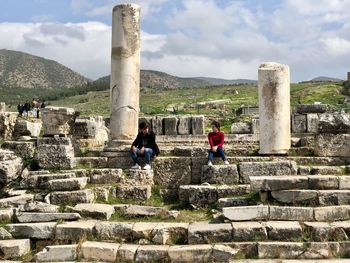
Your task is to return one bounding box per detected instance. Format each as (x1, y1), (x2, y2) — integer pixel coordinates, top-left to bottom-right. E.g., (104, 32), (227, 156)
(132, 131), (160, 156)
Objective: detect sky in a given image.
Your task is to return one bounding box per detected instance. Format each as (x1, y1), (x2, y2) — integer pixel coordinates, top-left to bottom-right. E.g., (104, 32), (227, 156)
(0, 0), (350, 82)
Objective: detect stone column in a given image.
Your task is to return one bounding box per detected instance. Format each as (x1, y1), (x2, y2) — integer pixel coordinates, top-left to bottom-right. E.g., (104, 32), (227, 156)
(258, 62), (291, 154)
(110, 4), (141, 141)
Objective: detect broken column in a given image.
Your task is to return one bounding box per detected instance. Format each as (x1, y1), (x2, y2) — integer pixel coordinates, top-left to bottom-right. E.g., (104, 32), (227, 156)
(258, 62), (291, 154)
(110, 4), (141, 141)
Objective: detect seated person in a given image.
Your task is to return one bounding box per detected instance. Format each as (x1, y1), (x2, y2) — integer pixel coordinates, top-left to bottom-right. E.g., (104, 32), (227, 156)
(130, 122), (159, 170)
(207, 121), (229, 166)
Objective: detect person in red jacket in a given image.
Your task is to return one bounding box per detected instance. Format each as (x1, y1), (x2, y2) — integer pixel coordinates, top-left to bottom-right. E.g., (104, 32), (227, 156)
(207, 121), (229, 166)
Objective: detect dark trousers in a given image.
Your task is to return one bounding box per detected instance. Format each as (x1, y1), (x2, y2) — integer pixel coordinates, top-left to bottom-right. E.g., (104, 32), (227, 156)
(130, 148), (155, 165)
(208, 147), (227, 161)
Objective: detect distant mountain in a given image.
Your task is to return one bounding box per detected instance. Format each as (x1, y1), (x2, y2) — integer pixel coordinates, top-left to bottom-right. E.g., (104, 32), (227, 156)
(309, 76), (344, 82)
(96, 70), (211, 89)
(0, 49), (89, 89)
(195, 77), (257, 85)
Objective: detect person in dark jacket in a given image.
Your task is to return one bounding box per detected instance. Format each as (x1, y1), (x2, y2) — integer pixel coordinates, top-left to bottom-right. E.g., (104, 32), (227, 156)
(130, 122), (160, 170)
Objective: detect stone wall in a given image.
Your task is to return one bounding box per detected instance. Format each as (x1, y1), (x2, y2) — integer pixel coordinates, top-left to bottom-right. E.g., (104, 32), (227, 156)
(0, 112), (18, 140)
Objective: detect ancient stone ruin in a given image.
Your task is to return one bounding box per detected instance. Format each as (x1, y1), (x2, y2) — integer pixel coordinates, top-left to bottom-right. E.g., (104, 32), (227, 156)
(0, 4), (349, 263)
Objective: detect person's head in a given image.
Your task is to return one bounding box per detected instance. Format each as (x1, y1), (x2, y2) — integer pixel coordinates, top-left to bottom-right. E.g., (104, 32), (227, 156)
(211, 121), (220, 132)
(139, 122), (149, 135)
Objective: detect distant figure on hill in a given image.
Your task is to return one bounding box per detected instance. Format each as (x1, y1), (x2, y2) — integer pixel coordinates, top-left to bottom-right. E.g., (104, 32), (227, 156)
(207, 121), (229, 166)
(23, 102), (31, 118)
(17, 104), (24, 117)
(130, 122), (160, 170)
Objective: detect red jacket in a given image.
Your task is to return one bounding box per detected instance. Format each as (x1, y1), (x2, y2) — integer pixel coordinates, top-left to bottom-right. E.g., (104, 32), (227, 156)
(208, 131), (224, 148)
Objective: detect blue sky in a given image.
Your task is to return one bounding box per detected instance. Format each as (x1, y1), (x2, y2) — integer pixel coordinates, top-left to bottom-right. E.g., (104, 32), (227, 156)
(0, 0), (350, 81)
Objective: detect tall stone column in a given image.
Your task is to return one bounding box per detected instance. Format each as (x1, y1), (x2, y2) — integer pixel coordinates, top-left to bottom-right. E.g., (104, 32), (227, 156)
(258, 62), (291, 154)
(110, 4), (140, 141)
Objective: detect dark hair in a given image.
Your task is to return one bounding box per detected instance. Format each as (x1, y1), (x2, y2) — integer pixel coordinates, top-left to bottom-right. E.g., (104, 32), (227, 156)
(212, 121), (220, 130)
(139, 122), (148, 130)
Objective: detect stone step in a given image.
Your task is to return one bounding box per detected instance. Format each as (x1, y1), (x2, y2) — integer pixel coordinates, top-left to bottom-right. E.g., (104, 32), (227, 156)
(49, 189), (95, 205)
(218, 196), (258, 208)
(75, 156), (108, 168)
(32, 241), (350, 261)
(270, 189), (350, 206)
(0, 194), (34, 208)
(67, 203), (115, 220)
(223, 205), (350, 222)
(0, 239), (30, 260)
(179, 184), (251, 208)
(201, 165), (239, 185)
(21, 172), (77, 189)
(298, 165), (348, 175)
(15, 212), (81, 223)
(5, 222), (57, 239)
(48, 177), (88, 191)
(250, 175), (350, 192)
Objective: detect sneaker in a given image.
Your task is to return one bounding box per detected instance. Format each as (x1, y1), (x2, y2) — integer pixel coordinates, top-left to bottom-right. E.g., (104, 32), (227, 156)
(207, 161), (213, 166)
(224, 160), (229, 165)
(143, 164), (151, 170)
(131, 164), (141, 170)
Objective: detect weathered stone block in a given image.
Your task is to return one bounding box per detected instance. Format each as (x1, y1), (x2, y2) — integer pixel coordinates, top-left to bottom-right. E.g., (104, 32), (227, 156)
(90, 168), (123, 184)
(81, 241), (119, 262)
(122, 169), (154, 186)
(296, 104), (327, 114)
(265, 221), (302, 241)
(318, 191), (350, 206)
(292, 114), (307, 133)
(50, 189), (95, 205)
(318, 113), (350, 133)
(251, 118), (259, 134)
(191, 116), (205, 135)
(231, 122), (251, 134)
(201, 165), (239, 184)
(232, 222), (267, 241)
(314, 206), (350, 221)
(117, 244), (139, 261)
(177, 116), (192, 135)
(258, 242), (304, 259)
(307, 113), (319, 133)
(163, 116), (178, 135)
(1, 141), (36, 159)
(269, 206), (314, 221)
(48, 177), (88, 191)
(125, 205), (168, 218)
(151, 116), (163, 135)
(13, 119), (42, 138)
(339, 177), (350, 189)
(308, 175), (338, 190)
(239, 161), (297, 183)
(5, 222), (56, 239)
(55, 220), (96, 241)
(188, 222), (232, 244)
(116, 185), (151, 201)
(16, 212), (81, 223)
(0, 239), (30, 259)
(94, 221), (133, 242)
(168, 245), (212, 262)
(250, 176), (308, 192)
(0, 149), (23, 187)
(304, 222), (348, 242)
(41, 106), (76, 136)
(0, 194), (33, 208)
(0, 227), (12, 239)
(272, 190), (318, 205)
(0, 112), (17, 140)
(71, 203), (115, 220)
(223, 206), (269, 221)
(34, 244), (77, 262)
(315, 134), (350, 157)
(135, 245), (170, 262)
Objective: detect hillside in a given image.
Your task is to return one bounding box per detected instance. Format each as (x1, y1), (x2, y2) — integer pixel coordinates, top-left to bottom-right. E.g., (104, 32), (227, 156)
(196, 77), (257, 85)
(0, 49), (89, 89)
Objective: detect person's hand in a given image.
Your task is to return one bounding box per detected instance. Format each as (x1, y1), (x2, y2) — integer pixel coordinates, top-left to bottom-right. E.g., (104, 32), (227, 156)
(140, 147), (145, 154)
(131, 146), (136, 153)
(212, 146), (218, 152)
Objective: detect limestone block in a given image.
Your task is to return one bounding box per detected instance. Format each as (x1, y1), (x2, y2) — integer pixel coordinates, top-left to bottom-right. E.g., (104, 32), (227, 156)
(307, 113), (319, 133)
(314, 206), (349, 221)
(250, 176), (308, 192)
(71, 203), (115, 220)
(41, 106), (76, 136)
(125, 205), (168, 218)
(296, 104), (327, 114)
(16, 212), (81, 223)
(232, 222), (267, 241)
(271, 190), (318, 205)
(304, 222), (348, 242)
(116, 185), (151, 201)
(75, 156), (108, 169)
(151, 116), (163, 135)
(73, 116), (106, 139)
(339, 177), (350, 189)
(201, 165), (239, 184)
(81, 241), (119, 262)
(258, 242), (305, 259)
(177, 116), (192, 135)
(310, 165), (342, 175)
(181, 185), (218, 207)
(0, 239), (30, 259)
(117, 244), (139, 261)
(122, 169), (154, 186)
(5, 222), (56, 239)
(308, 175), (338, 190)
(55, 220), (96, 241)
(0, 102), (5, 112)
(163, 116), (178, 135)
(265, 221), (302, 241)
(318, 190), (350, 206)
(292, 114), (307, 133)
(191, 116), (205, 135)
(89, 168), (123, 184)
(93, 186), (110, 202)
(212, 244), (238, 262)
(34, 244), (77, 262)
(110, 4), (140, 140)
(239, 161), (297, 184)
(0, 227), (12, 239)
(231, 122), (251, 134)
(13, 119), (42, 138)
(48, 177), (88, 191)
(94, 221), (134, 242)
(224, 205), (269, 221)
(168, 245), (212, 262)
(132, 222), (158, 240)
(0, 149), (23, 187)
(269, 206), (314, 221)
(315, 134), (350, 157)
(152, 223), (189, 245)
(135, 245), (170, 262)
(0, 112), (18, 140)
(0, 209), (13, 222)
(258, 62), (290, 154)
(188, 222), (233, 244)
(154, 157), (191, 188)
(0, 194), (34, 208)
(251, 118), (260, 134)
(217, 184), (251, 198)
(50, 189), (95, 205)
(318, 112), (350, 133)
(23, 172), (76, 189)
(37, 137), (75, 169)
(298, 166), (311, 175)
(1, 141), (35, 159)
